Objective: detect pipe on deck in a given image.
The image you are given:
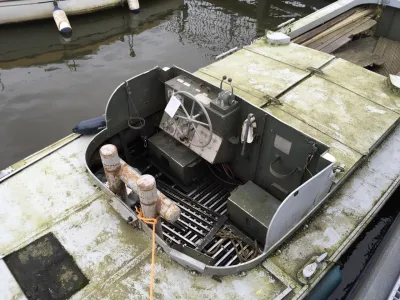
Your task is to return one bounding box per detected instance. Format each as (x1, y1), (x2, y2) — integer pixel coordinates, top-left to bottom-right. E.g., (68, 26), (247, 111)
(100, 144), (181, 223)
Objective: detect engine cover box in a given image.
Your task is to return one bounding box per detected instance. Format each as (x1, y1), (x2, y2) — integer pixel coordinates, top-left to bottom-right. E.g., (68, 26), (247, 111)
(227, 181), (281, 245)
(148, 131), (205, 186)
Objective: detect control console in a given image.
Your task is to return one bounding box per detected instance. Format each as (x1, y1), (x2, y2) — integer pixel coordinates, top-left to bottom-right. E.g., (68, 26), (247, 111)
(160, 112), (222, 163)
(159, 75), (240, 164)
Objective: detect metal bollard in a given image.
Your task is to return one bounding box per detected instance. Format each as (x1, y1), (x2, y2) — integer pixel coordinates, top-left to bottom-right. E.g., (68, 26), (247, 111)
(100, 144), (127, 202)
(99, 144), (181, 223)
(137, 175), (157, 219)
(119, 160), (140, 192)
(157, 193), (181, 223)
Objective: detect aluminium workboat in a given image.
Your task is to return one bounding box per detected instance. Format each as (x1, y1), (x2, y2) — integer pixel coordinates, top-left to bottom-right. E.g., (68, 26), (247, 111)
(1, 0), (400, 298)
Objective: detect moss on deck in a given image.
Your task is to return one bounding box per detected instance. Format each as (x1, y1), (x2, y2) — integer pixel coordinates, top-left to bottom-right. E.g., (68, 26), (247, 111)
(196, 38), (399, 174)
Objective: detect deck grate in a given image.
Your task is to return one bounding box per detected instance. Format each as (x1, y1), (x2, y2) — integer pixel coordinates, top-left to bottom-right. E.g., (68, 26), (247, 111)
(95, 140), (261, 267)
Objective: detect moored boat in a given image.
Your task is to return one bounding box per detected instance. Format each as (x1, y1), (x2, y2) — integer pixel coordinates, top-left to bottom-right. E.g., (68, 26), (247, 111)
(1, 0), (400, 299)
(286, 0), (400, 77)
(0, 0), (183, 69)
(0, 0), (140, 26)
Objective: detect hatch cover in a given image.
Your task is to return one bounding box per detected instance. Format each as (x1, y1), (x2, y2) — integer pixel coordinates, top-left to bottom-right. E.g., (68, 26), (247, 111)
(4, 232), (88, 300)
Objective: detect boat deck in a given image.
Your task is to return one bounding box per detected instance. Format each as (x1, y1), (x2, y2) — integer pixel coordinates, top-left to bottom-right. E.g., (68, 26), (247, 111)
(0, 136), (291, 299)
(290, 6), (400, 77)
(193, 38), (400, 296)
(1, 39), (400, 299)
(1, 126), (399, 299)
(196, 39), (400, 177)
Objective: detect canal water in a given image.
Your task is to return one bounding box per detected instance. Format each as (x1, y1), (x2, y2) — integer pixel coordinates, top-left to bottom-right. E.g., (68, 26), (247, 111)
(1, 1), (398, 300)
(0, 0), (330, 170)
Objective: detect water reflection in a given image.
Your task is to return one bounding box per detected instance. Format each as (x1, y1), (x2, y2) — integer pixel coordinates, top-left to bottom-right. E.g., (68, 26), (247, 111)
(0, 1), (182, 69)
(161, 1), (258, 58)
(65, 60), (79, 72)
(328, 187), (400, 300)
(0, 73), (4, 91)
(127, 35), (136, 57)
(0, 0), (330, 69)
(0, 0), (330, 169)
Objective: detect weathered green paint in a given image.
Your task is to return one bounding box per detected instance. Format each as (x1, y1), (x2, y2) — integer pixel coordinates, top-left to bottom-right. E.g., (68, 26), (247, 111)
(197, 38), (399, 166)
(194, 71), (362, 180)
(0, 136), (100, 257)
(199, 49), (309, 99)
(194, 38), (400, 298)
(57, 199), (153, 299)
(2, 36), (400, 300)
(84, 252), (287, 300)
(268, 130), (400, 283)
(321, 58), (400, 113)
(245, 39), (334, 71)
(263, 260), (302, 292)
(278, 75), (398, 155)
(0, 133), (80, 182)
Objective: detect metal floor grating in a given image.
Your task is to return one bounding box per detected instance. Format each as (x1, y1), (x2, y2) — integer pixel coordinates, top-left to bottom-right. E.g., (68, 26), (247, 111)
(96, 140), (261, 267)
(156, 179), (259, 267)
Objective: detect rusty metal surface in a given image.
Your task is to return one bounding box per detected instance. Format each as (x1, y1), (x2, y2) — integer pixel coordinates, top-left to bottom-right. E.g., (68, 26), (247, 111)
(137, 175), (158, 218)
(100, 144), (127, 201)
(120, 160), (181, 223)
(137, 174), (156, 191)
(99, 144), (181, 223)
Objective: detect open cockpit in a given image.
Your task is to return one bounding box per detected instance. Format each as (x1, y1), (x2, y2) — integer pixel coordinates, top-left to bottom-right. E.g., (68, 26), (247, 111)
(85, 67), (337, 275)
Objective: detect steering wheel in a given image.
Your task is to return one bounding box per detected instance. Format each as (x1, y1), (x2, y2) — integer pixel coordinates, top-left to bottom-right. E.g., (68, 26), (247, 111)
(171, 90), (213, 147)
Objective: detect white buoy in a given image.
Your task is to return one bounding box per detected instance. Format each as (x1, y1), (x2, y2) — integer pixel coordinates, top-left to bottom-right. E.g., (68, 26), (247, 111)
(53, 3), (72, 39)
(127, 0), (140, 13)
(266, 31), (290, 45)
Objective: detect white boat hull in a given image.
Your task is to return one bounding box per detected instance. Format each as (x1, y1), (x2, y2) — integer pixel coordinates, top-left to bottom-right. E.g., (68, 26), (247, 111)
(0, 0), (123, 24)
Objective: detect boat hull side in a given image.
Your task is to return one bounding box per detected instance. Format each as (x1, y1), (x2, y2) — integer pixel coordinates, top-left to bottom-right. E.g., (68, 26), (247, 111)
(0, 0), (123, 25)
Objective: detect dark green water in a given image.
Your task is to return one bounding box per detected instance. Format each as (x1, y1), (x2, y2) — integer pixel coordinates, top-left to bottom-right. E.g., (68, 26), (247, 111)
(0, 0), (329, 169)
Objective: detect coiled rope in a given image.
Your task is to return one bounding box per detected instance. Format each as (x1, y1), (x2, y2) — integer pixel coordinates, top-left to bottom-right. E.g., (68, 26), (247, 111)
(125, 81), (145, 130)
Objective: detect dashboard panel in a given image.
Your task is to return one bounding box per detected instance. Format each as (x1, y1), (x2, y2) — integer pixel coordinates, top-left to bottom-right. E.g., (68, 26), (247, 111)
(159, 112), (223, 163)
